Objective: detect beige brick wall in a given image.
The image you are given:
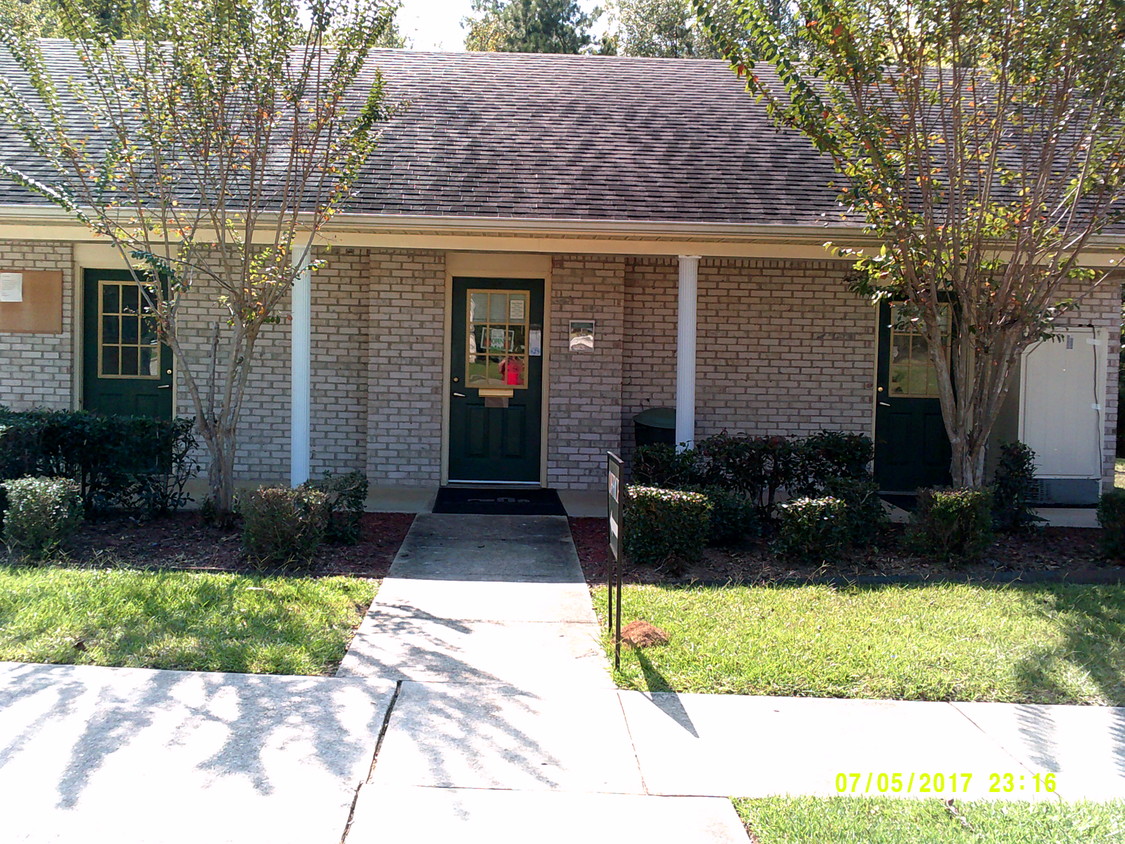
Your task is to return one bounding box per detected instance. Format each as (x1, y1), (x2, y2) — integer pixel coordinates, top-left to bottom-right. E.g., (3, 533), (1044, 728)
(310, 247), (369, 476)
(619, 257), (875, 464)
(169, 250), (291, 481)
(621, 257), (677, 457)
(366, 249), (445, 487)
(698, 258), (874, 438)
(1, 241), (1119, 497)
(548, 255), (626, 489)
(0, 240), (73, 410)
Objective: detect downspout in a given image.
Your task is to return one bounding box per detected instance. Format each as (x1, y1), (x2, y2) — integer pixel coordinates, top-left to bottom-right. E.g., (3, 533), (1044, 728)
(676, 255), (700, 451)
(290, 247), (311, 486)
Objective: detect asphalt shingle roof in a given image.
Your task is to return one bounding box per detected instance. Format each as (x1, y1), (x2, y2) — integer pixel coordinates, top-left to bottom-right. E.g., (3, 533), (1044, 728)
(0, 45), (855, 228)
(348, 50), (849, 226)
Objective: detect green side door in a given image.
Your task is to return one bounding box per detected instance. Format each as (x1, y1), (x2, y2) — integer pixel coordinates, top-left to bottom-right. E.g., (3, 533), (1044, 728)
(874, 300), (952, 492)
(448, 277), (544, 483)
(82, 269), (173, 419)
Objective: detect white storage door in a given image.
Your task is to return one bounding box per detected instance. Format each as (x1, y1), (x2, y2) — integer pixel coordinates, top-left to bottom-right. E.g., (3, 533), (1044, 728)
(1019, 330), (1106, 479)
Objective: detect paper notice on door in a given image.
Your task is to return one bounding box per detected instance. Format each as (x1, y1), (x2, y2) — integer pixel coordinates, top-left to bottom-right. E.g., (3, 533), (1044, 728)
(528, 329), (542, 357)
(0, 273), (23, 303)
(509, 297), (526, 321)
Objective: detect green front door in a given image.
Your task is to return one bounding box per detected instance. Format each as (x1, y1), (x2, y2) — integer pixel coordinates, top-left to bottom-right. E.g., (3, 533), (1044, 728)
(82, 269), (173, 419)
(448, 277), (544, 482)
(874, 301), (952, 492)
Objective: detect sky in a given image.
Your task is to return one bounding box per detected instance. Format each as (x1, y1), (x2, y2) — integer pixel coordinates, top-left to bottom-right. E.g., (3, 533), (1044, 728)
(396, 0), (607, 51)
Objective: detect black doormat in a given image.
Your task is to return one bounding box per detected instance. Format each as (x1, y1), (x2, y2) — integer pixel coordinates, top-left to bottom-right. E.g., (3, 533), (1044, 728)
(433, 487), (568, 516)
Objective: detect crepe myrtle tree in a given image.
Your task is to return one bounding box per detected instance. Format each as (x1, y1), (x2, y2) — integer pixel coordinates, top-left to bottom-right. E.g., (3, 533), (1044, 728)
(696, 0), (1125, 487)
(0, 0), (396, 521)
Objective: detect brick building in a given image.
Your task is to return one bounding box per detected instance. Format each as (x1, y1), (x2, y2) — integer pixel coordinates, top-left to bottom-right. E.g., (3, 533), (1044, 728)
(0, 50), (1120, 509)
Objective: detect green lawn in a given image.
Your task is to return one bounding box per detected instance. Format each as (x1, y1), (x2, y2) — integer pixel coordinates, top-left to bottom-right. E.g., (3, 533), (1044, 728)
(734, 797), (1125, 843)
(596, 582), (1125, 705)
(0, 566), (376, 675)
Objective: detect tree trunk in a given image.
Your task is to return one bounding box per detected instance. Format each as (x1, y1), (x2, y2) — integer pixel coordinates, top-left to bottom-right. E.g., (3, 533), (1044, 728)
(948, 433), (988, 490)
(205, 427), (238, 527)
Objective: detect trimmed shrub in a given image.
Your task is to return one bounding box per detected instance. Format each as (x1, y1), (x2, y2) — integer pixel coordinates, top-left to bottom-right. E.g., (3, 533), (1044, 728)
(909, 488), (994, 562)
(1097, 489), (1125, 560)
(2, 476), (83, 560)
(692, 485), (758, 546)
(633, 444), (703, 489)
(241, 486), (329, 568)
(303, 470), (368, 544)
(991, 441), (1044, 532)
(0, 409), (197, 515)
(624, 485), (711, 574)
(824, 476), (888, 546)
(791, 431), (875, 497)
(633, 431), (877, 524)
(773, 496), (851, 561)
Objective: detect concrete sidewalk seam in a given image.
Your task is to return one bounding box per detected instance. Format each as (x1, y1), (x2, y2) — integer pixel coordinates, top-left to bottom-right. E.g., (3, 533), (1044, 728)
(615, 690), (652, 796)
(365, 680), (404, 782)
(946, 701), (1039, 778)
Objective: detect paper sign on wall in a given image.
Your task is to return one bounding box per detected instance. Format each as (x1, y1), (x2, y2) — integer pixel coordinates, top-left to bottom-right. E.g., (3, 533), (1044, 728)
(528, 328), (542, 357)
(0, 273), (23, 303)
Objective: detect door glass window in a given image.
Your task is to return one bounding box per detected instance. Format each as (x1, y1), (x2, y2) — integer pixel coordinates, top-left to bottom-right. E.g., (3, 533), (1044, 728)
(888, 304), (949, 397)
(467, 289), (530, 389)
(99, 280), (161, 379)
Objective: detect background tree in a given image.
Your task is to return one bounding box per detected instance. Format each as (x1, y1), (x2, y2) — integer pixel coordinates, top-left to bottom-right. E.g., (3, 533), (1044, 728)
(698, 0), (1125, 487)
(0, 0), (396, 520)
(608, 0), (797, 58)
(463, 0), (598, 53)
(0, 0), (152, 37)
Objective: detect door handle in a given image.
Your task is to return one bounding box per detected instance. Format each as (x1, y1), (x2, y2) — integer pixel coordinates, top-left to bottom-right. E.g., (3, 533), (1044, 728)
(453, 392), (466, 398)
(878, 401), (891, 407)
(157, 385), (171, 390)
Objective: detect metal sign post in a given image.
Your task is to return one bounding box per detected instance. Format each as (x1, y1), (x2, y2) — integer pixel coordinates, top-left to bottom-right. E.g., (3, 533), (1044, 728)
(607, 451), (624, 670)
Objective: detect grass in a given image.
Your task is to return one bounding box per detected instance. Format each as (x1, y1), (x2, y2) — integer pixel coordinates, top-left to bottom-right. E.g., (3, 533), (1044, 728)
(0, 566), (376, 675)
(596, 582), (1125, 705)
(734, 797), (1125, 843)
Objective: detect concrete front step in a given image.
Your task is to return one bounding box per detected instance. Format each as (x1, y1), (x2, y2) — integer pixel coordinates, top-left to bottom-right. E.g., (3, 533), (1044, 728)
(344, 786), (751, 843)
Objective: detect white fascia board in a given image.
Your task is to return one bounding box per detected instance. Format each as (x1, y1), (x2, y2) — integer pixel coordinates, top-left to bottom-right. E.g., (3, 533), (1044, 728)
(1, 205), (1123, 262)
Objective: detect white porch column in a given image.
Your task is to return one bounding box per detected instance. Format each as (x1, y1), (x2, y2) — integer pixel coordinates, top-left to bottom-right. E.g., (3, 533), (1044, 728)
(290, 247), (312, 486)
(676, 255), (700, 451)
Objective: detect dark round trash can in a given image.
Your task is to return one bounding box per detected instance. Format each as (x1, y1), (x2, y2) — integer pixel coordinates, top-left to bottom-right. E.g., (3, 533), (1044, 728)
(634, 407), (676, 447)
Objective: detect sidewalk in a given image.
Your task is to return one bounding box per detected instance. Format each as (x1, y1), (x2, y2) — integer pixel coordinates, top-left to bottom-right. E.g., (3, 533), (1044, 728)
(2, 515), (1123, 843)
(338, 514), (748, 841)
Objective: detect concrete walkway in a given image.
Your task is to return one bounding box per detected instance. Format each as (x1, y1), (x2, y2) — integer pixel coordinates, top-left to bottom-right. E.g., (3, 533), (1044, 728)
(338, 514), (748, 841)
(337, 515), (610, 693)
(4, 514), (1125, 842)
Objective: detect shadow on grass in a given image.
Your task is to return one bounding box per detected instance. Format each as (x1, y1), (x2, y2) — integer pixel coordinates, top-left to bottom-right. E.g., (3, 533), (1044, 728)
(1012, 585), (1125, 778)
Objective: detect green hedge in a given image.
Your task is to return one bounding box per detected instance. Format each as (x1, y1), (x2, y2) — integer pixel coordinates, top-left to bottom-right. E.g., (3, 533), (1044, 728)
(909, 488), (994, 562)
(1098, 489), (1125, 560)
(2, 476), (83, 561)
(302, 470), (368, 544)
(0, 408), (197, 516)
(635, 431), (873, 513)
(242, 486), (328, 568)
(774, 496), (852, 561)
(624, 485), (711, 574)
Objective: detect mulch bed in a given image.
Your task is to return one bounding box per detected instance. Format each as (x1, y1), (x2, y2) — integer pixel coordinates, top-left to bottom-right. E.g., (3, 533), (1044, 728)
(569, 517), (1125, 586)
(17, 512), (416, 578)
